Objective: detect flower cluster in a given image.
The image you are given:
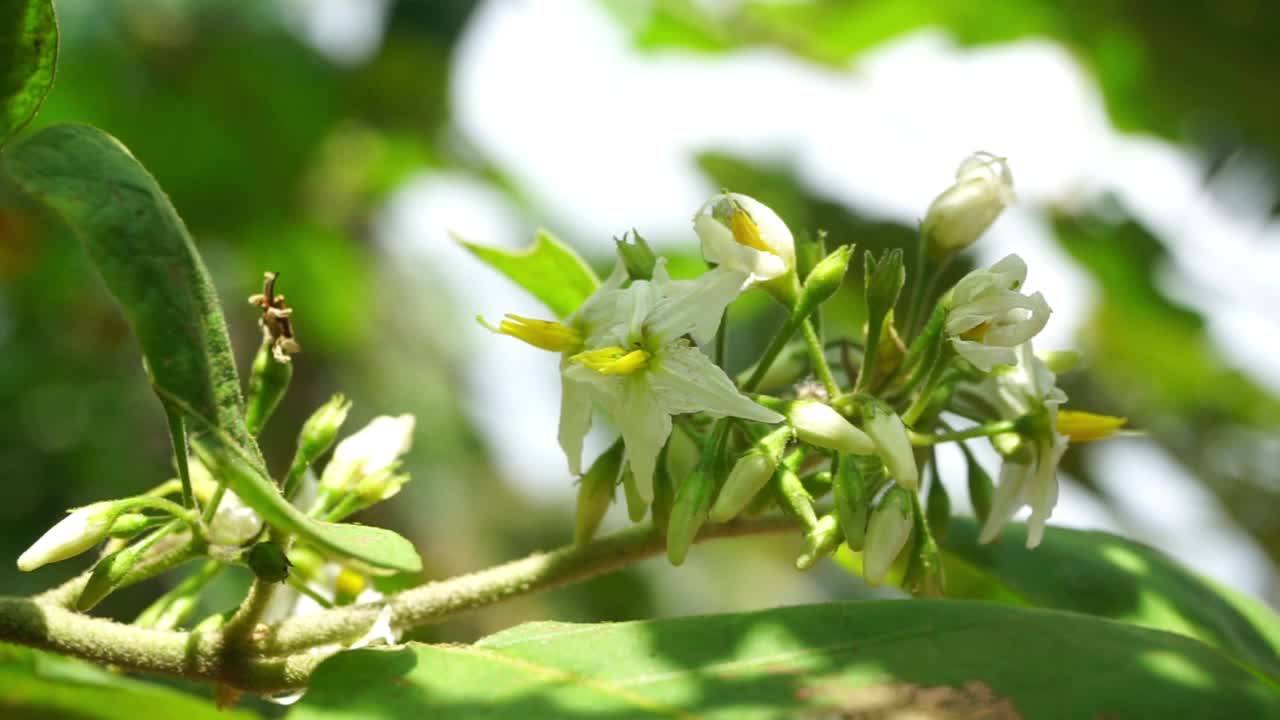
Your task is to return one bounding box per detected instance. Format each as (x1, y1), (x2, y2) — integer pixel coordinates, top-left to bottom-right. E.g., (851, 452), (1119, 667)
(481, 152), (1126, 592)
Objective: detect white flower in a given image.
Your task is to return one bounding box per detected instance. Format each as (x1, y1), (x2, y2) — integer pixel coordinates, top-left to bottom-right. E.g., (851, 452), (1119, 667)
(787, 401), (875, 455)
(17, 502), (115, 571)
(975, 343), (1068, 549)
(208, 491), (265, 547)
(946, 254), (1051, 371)
(922, 152), (1015, 254)
(320, 415), (416, 494)
(562, 261), (784, 501)
(693, 192), (795, 285)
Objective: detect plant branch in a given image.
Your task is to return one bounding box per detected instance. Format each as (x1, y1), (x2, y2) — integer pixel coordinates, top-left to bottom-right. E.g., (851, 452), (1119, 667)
(0, 515), (799, 692)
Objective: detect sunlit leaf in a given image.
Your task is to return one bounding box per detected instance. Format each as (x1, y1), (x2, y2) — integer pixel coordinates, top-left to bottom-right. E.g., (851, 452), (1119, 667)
(292, 600), (1280, 718)
(459, 230), (600, 319)
(0, 0), (57, 146)
(943, 519), (1280, 681)
(0, 643), (260, 719)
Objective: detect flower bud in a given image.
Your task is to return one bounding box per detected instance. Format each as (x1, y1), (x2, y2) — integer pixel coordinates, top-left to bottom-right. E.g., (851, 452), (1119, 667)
(795, 513), (842, 571)
(575, 441), (624, 545)
(863, 487), (914, 586)
(833, 455), (871, 551)
(621, 463), (649, 523)
(208, 491), (265, 547)
(320, 414), (415, 495)
(245, 340), (294, 437)
(863, 248), (905, 327)
(922, 152), (1015, 256)
(108, 513), (152, 539)
(709, 426), (791, 523)
(17, 502), (117, 571)
(795, 245), (852, 319)
(285, 394), (354, 499)
(788, 401), (875, 455)
(1037, 349), (1082, 375)
(772, 459), (818, 532)
(615, 230), (657, 281)
(666, 468), (714, 566)
(694, 192), (795, 284)
(862, 402), (919, 491)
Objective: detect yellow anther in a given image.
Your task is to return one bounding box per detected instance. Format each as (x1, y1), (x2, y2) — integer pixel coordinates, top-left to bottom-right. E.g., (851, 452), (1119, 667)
(727, 204), (775, 254)
(1057, 410), (1127, 443)
(494, 314), (583, 353)
(571, 346), (651, 375)
(334, 566), (366, 598)
(959, 321), (990, 342)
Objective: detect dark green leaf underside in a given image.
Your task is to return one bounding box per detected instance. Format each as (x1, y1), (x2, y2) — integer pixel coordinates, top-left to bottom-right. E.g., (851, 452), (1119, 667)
(0, 0), (57, 145)
(292, 600), (1280, 719)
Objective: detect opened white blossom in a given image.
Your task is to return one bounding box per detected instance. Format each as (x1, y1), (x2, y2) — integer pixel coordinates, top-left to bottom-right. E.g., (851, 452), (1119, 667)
(975, 342), (1068, 549)
(320, 414), (416, 494)
(693, 192), (795, 286)
(922, 152), (1016, 254)
(563, 261), (783, 500)
(945, 254), (1051, 371)
(17, 502), (115, 571)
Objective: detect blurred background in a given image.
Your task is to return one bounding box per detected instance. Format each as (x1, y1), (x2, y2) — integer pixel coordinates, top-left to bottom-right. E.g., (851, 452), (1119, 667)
(1, 0), (1278, 648)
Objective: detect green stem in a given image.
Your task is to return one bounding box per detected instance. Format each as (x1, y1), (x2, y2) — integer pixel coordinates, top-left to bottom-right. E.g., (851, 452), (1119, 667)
(801, 318), (840, 399)
(909, 420), (1019, 446)
(287, 576), (335, 610)
(903, 348), (952, 427)
(742, 314), (802, 392)
(201, 482), (228, 526)
(714, 309), (727, 368)
(162, 402), (194, 509)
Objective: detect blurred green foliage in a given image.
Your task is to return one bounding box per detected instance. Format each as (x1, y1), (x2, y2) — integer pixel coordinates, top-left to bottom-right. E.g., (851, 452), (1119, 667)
(1, 0), (1277, 678)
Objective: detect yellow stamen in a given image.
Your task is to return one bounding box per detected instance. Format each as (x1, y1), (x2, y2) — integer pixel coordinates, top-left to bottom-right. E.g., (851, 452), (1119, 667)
(1057, 410), (1127, 443)
(571, 346), (651, 375)
(959, 321), (990, 342)
(495, 314), (583, 353)
(727, 204), (775, 254)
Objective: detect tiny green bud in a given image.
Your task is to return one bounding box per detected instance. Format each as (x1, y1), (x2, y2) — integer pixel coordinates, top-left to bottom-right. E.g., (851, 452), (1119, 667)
(964, 447), (995, 526)
(1038, 349), (1082, 375)
(287, 546), (325, 582)
(863, 248), (905, 324)
(651, 449), (675, 537)
(18, 502), (117, 572)
(800, 470), (833, 498)
(575, 441), (624, 545)
(795, 513), (842, 571)
(107, 512), (153, 539)
(833, 455), (871, 551)
(79, 543), (145, 611)
(295, 394), (353, 468)
(666, 468), (714, 566)
(709, 426), (791, 523)
(861, 401), (919, 491)
(863, 487), (914, 586)
(615, 230), (657, 281)
(795, 244), (853, 319)
(788, 401), (875, 455)
(247, 542), (292, 584)
(245, 340), (294, 437)
(621, 464), (649, 523)
(771, 455), (817, 532)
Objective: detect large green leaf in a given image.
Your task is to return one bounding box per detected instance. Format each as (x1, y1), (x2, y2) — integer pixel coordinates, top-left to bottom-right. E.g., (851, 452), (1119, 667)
(943, 519), (1280, 681)
(460, 230), (600, 319)
(2, 123), (258, 457)
(291, 600), (1280, 719)
(0, 643), (260, 719)
(0, 0), (56, 146)
(2, 124), (420, 574)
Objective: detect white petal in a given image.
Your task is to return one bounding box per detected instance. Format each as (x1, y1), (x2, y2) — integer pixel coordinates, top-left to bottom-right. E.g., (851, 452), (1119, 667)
(978, 461), (1030, 544)
(557, 374), (594, 476)
(1025, 436), (1067, 549)
(648, 267), (746, 345)
(648, 343), (783, 423)
(611, 376), (671, 502)
(951, 338), (1016, 372)
(984, 292), (1052, 347)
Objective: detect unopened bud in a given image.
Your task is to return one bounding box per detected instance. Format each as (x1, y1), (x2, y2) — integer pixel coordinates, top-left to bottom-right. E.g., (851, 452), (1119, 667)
(245, 340), (294, 437)
(833, 455), (872, 551)
(621, 463), (649, 523)
(247, 542), (291, 584)
(1038, 349), (1082, 375)
(576, 441), (623, 545)
(666, 469), (714, 566)
(709, 427), (791, 523)
(788, 401), (875, 455)
(863, 249), (905, 326)
(17, 502), (117, 572)
(795, 513), (842, 571)
(795, 244), (853, 319)
(862, 401), (919, 491)
(922, 152), (1014, 256)
(863, 487), (914, 586)
(772, 454), (817, 531)
(615, 230), (657, 281)
(320, 414), (415, 495)
(108, 513), (152, 539)
(207, 491), (264, 548)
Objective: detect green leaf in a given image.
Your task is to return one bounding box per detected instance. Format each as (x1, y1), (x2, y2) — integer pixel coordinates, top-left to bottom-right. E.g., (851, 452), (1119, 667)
(944, 519), (1280, 681)
(459, 229), (600, 319)
(0, 643), (260, 719)
(192, 432), (421, 575)
(292, 600), (1280, 718)
(0, 0), (57, 146)
(2, 123), (259, 457)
